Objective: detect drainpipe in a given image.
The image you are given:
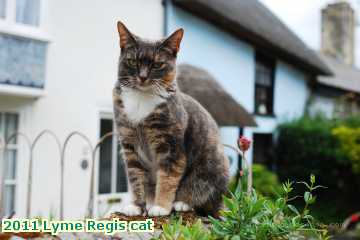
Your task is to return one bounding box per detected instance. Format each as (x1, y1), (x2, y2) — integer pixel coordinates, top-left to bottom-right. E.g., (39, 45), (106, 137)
(304, 75), (317, 117)
(162, 0), (168, 36)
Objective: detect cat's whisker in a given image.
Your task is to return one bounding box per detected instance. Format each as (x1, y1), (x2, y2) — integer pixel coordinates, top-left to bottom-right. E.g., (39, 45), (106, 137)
(152, 82), (170, 99)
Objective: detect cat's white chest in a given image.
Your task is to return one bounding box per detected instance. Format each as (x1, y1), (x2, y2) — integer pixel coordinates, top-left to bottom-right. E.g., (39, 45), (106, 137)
(121, 88), (165, 124)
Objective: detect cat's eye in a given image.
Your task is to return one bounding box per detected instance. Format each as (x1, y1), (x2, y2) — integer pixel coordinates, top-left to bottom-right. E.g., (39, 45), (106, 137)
(127, 59), (137, 67)
(153, 62), (165, 69)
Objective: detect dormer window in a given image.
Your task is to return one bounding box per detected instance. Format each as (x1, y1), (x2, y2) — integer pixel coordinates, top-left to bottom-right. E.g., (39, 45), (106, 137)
(254, 53), (275, 115)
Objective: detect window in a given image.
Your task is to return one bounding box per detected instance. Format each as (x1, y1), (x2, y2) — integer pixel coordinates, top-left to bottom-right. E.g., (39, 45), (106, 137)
(0, 0), (46, 89)
(0, 0), (6, 19)
(16, 0), (40, 26)
(254, 53), (275, 115)
(253, 133), (274, 169)
(98, 119), (127, 194)
(0, 113), (19, 216)
(0, 0), (41, 27)
(0, 34), (47, 88)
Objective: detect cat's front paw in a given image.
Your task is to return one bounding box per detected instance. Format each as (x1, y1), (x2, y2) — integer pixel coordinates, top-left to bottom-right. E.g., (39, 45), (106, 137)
(119, 204), (142, 216)
(173, 201), (191, 212)
(148, 205), (171, 216)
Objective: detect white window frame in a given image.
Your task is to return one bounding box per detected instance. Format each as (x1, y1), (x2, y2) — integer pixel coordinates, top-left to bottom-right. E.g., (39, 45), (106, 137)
(98, 113), (128, 195)
(0, 111), (19, 217)
(95, 112), (129, 216)
(0, 0), (51, 42)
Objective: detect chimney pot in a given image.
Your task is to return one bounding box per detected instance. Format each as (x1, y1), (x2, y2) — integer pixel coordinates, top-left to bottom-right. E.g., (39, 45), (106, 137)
(321, 1), (356, 66)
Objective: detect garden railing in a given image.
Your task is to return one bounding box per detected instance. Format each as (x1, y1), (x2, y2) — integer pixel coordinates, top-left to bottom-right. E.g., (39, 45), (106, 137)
(0, 130), (251, 220)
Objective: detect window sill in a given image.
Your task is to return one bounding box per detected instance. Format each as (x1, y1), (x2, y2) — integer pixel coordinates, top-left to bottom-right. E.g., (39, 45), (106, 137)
(254, 113), (276, 118)
(0, 21), (52, 42)
(0, 84), (46, 99)
(96, 192), (129, 202)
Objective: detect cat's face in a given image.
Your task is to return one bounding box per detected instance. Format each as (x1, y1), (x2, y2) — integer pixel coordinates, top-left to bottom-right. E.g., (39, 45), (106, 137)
(117, 21), (184, 96)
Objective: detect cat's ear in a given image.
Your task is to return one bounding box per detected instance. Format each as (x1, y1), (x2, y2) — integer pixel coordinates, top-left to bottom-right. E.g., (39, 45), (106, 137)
(117, 21), (137, 48)
(161, 28), (184, 54)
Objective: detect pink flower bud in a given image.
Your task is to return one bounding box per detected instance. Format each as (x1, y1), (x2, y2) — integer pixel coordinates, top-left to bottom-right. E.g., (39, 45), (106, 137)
(238, 136), (251, 152)
(350, 213), (360, 223)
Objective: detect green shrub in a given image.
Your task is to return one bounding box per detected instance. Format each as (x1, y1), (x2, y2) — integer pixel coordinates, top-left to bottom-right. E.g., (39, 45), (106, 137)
(155, 175), (329, 240)
(228, 164), (282, 199)
(339, 114), (360, 128)
(252, 164), (282, 199)
(275, 115), (360, 223)
(210, 175), (328, 240)
(276, 115), (341, 187)
(332, 126), (360, 173)
(156, 218), (213, 240)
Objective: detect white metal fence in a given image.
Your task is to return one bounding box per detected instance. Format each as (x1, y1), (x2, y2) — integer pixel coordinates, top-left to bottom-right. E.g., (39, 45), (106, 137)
(0, 131), (250, 220)
(0, 130), (116, 220)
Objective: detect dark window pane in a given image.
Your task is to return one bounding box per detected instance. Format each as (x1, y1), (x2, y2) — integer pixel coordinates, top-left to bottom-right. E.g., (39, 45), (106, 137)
(5, 113), (18, 144)
(5, 150), (17, 180)
(255, 86), (269, 115)
(98, 119), (113, 194)
(254, 53), (275, 115)
(0, 113), (3, 140)
(253, 133), (274, 169)
(256, 72), (271, 86)
(4, 185), (15, 216)
(116, 142), (128, 193)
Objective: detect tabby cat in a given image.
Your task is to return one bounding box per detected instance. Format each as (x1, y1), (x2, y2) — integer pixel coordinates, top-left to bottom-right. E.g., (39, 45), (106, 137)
(113, 21), (229, 217)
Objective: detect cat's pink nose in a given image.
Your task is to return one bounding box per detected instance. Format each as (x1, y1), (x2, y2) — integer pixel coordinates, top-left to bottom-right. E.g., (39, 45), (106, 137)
(139, 76), (147, 83)
(139, 67), (149, 83)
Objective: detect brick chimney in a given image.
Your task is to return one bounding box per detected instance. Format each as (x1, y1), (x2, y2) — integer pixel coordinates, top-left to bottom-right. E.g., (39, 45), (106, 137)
(321, 1), (356, 66)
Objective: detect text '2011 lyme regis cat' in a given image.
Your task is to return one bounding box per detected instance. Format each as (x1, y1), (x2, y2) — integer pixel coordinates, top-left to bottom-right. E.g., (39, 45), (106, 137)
(113, 21), (229, 217)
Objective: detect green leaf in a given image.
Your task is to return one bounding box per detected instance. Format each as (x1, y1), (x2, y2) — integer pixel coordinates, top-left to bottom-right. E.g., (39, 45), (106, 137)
(304, 191), (312, 203)
(223, 197), (236, 212)
(231, 235), (241, 240)
(310, 174), (316, 184)
(308, 196), (317, 205)
(287, 204), (300, 215)
(235, 178), (242, 195)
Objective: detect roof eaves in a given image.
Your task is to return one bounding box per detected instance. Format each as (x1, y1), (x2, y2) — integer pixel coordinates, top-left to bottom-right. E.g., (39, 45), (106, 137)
(172, 0), (333, 76)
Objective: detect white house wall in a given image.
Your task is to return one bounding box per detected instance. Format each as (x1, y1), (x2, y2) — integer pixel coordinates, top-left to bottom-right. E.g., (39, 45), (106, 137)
(7, 0), (163, 219)
(274, 61), (309, 122)
(309, 94), (336, 118)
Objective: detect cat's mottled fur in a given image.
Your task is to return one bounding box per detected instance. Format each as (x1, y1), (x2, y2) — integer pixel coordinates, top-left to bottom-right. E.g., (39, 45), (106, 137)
(113, 21), (229, 217)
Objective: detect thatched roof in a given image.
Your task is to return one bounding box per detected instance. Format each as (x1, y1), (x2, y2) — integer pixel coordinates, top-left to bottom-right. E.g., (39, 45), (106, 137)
(318, 54), (360, 94)
(177, 64), (257, 127)
(172, 0), (332, 76)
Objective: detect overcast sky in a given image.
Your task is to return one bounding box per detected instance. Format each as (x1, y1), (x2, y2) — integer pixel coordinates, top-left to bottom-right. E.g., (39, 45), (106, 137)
(259, 0), (360, 68)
